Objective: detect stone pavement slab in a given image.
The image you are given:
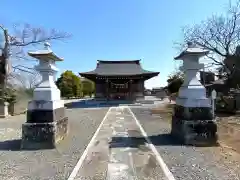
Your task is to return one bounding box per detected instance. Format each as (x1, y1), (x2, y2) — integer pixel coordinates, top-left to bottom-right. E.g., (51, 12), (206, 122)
(71, 106), (168, 180)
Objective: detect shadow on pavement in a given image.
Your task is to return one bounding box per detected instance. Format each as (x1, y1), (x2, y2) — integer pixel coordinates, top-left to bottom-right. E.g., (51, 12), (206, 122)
(109, 133), (219, 148)
(65, 99), (133, 109)
(0, 139), (22, 151)
(109, 133), (180, 148)
(0, 139), (59, 151)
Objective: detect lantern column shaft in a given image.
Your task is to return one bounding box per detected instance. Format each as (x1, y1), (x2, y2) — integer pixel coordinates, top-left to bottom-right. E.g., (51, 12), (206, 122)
(32, 62), (60, 101)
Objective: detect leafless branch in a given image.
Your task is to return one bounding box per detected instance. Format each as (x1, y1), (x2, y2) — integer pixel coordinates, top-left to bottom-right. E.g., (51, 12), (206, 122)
(12, 65), (35, 74)
(9, 23), (71, 47)
(0, 23), (70, 87)
(182, 1), (240, 63)
(177, 0), (240, 83)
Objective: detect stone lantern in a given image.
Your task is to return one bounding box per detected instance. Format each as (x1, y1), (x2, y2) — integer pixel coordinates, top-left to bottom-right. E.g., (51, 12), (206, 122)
(21, 42), (68, 149)
(171, 42), (217, 145)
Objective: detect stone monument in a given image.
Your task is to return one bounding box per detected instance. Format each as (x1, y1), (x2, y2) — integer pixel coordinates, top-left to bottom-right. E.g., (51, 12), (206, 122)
(21, 42), (68, 149)
(171, 42), (218, 145)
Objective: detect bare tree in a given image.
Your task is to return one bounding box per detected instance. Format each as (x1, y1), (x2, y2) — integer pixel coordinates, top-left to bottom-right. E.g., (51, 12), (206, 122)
(1, 23), (70, 70)
(181, 0), (240, 77)
(0, 23), (70, 97)
(22, 71), (41, 89)
(7, 70), (41, 89)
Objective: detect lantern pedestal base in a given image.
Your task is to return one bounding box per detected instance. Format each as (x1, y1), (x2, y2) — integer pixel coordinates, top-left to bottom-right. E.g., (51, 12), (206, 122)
(21, 117), (68, 150)
(171, 105), (218, 146)
(21, 100), (68, 150)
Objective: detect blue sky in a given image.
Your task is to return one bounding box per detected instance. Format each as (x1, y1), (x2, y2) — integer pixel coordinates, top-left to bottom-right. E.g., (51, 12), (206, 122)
(0, 0), (229, 88)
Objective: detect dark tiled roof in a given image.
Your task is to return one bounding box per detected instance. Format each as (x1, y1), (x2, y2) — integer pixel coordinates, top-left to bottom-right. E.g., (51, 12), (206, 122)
(80, 60), (159, 76)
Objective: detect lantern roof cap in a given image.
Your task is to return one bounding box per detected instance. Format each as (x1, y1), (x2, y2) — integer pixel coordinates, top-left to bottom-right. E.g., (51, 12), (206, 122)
(174, 42), (209, 60)
(28, 42), (63, 61)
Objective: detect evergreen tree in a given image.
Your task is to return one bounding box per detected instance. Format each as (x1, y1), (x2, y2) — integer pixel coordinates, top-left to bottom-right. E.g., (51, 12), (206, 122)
(166, 70), (184, 94)
(82, 79), (95, 97)
(56, 71), (82, 98)
(72, 75), (82, 97)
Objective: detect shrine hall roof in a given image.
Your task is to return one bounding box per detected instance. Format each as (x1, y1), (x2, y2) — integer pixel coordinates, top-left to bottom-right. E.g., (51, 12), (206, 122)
(79, 60), (159, 77)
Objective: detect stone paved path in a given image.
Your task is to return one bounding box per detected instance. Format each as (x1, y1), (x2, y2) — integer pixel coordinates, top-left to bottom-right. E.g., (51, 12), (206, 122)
(70, 106), (172, 180)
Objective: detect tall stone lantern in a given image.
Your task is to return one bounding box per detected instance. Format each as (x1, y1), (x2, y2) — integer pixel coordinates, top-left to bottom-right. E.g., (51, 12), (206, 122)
(21, 42), (68, 149)
(171, 42), (217, 145)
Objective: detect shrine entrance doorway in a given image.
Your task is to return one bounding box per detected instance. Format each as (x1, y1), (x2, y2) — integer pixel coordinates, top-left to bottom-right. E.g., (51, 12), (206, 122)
(108, 80), (131, 100)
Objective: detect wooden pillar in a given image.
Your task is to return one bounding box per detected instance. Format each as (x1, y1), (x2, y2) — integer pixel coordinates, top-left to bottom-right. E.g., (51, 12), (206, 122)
(140, 79), (144, 96)
(129, 79), (133, 100)
(95, 82), (101, 98)
(106, 79), (109, 101)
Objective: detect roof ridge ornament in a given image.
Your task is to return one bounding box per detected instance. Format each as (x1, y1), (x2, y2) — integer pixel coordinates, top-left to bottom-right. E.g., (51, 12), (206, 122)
(44, 42), (51, 51)
(187, 41), (196, 48)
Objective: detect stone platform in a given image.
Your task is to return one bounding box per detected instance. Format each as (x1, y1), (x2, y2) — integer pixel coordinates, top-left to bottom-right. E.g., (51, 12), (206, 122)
(171, 105), (218, 145)
(21, 101), (68, 150)
(21, 117), (68, 149)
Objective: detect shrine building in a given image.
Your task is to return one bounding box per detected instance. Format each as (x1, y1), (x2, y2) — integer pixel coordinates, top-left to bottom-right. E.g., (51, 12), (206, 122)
(79, 60), (159, 100)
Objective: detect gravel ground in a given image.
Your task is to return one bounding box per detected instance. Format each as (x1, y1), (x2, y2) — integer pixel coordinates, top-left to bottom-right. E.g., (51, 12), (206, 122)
(0, 107), (108, 180)
(130, 107), (240, 180)
(2, 101), (240, 180)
